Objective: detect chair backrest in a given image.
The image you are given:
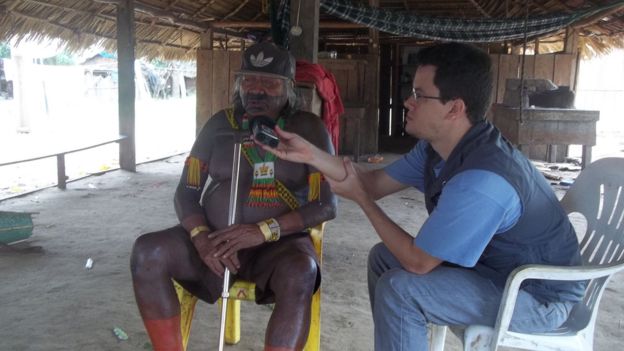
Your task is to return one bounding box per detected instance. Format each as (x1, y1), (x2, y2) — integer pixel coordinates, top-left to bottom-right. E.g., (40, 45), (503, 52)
(556, 157), (624, 333)
(560, 157), (624, 266)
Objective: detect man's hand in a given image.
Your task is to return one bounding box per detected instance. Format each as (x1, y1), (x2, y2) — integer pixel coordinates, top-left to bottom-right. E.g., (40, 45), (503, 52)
(191, 233), (240, 277)
(208, 224), (266, 259)
(203, 254), (240, 278)
(326, 157), (371, 205)
(258, 126), (316, 164)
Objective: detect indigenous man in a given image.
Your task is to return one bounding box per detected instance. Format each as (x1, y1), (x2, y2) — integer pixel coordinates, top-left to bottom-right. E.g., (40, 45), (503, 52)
(131, 41), (336, 351)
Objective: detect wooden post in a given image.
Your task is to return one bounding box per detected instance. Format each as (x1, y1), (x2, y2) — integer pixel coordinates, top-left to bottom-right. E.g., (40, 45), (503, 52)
(117, 0), (136, 172)
(367, 0), (380, 151)
(391, 43), (401, 137)
(196, 30), (213, 135)
(289, 0), (319, 63)
(12, 53), (31, 133)
(534, 39), (540, 54)
(563, 27), (579, 54)
(377, 44), (392, 138)
(56, 154), (66, 189)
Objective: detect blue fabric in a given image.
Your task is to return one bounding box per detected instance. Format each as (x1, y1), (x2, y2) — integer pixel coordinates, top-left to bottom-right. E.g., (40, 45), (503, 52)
(368, 243), (575, 351)
(421, 121), (585, 303)
(373, 122), (585, 350)
(385, 140), (522, 266)
(417, 169), (521, 266)
(385, 141), (428, 192)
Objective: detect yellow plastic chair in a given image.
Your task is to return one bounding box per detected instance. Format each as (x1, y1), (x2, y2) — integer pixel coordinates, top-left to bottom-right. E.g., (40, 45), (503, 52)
(174, 223), (324, 351)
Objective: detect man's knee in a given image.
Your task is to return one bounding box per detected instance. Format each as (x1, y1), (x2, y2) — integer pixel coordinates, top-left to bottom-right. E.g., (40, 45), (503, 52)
(375, 270), (401, 300)
(368, 242), (384, 267)
(130, 232), (168, 275)
(272, 254), (318, 296)
(374, 270), (427, 321)
(374, 269), (418, 308)
(368, 242), (396, 274)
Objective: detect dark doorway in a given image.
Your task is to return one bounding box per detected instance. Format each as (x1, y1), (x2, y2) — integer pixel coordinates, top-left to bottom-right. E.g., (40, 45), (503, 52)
(378, 44), (418, 153)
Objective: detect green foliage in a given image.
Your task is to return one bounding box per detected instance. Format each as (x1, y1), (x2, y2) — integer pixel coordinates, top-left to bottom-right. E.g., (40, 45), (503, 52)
(0, 42), (10, 58)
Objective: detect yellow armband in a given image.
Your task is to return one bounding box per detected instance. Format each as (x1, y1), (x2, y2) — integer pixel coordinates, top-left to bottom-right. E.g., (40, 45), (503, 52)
(256, 218), (280, 242)
(189, 225), (210, 238)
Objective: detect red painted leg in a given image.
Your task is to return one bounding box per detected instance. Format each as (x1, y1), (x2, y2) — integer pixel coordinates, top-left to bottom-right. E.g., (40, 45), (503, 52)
(143, 315), (184, 351)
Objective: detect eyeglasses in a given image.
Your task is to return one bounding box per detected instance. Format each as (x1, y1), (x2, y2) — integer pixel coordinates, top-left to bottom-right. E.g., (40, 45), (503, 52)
(411, 88), (443, 102)
(240, 75), (285, 90)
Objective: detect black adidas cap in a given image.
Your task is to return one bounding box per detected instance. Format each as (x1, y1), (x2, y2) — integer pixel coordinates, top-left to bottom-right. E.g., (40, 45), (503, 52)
(237, 42), (295, 80)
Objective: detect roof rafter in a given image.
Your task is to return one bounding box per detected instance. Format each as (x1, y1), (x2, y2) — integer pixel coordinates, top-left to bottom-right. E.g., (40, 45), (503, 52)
(191, 0), (217, 20)
(466, 0), (491, 17)
(222, 0), (249, 21)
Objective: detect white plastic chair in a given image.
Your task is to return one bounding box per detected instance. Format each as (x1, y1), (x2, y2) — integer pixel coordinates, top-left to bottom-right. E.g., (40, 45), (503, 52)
(430, 157), (624, 351)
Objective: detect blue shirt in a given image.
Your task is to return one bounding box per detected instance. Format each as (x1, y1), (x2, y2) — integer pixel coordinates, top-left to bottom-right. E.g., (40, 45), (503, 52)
(385, 141), (522, 267)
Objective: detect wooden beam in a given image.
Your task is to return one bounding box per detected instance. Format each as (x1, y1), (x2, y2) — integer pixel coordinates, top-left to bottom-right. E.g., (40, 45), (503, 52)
(196, 30), (213, 135)
(368, 0), (380, 56)
(222, 0), (249, 21)
(534, 38), (540, 54)
(96, 0), (246, 38)
(10, 1), (246, 51)
(368, 0), (380, 152)
(117, 0), (136, 171)
(467, 0), (491, 17)
(211, 21), (366, 29)
(25, 0), (109, 18)
(572, 4), (624, 29)
(191, 0), (217, 19)
(563, 27), (579, 53)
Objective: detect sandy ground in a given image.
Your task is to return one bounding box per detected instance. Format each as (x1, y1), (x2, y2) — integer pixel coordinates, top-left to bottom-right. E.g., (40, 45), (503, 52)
(1, 153), (623, 351)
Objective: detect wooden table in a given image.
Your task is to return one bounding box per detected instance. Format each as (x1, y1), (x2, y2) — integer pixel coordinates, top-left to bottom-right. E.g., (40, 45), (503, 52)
(492, 104), (599, 168)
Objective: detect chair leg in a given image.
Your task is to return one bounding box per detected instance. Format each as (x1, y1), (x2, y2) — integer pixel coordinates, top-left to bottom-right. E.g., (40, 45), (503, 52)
(224, 298), (241, 345)
(463, 325), (493, 351)
(430, 325), (447, 351)
(303, 288), (321, 351)
(174, 281), (198, 351)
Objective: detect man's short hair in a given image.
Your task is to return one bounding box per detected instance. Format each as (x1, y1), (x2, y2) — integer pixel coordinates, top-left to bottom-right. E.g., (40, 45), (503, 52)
(414, 42), (493, 124)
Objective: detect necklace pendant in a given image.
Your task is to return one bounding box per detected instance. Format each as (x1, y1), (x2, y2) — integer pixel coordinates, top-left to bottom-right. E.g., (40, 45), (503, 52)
(254, 162), (275, 180)
(247, 161), (280, 207)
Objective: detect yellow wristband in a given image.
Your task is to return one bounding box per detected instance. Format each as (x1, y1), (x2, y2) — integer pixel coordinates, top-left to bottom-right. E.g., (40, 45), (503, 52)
(257, 218), (280, 242)
(189, 225), (210, 238)
(257, 221), (272, 242)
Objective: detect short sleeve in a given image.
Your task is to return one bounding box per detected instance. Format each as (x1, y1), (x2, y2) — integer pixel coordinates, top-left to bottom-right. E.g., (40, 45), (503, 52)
(384, 141), (429, 192)
(414, 169), (522, 267)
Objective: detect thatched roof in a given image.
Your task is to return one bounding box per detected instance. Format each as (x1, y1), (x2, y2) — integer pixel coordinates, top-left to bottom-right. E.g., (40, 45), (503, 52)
(1, 0), (623, 60)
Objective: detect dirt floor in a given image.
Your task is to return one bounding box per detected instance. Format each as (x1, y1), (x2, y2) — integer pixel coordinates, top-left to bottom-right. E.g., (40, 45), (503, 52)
(1, 153), (623, 351)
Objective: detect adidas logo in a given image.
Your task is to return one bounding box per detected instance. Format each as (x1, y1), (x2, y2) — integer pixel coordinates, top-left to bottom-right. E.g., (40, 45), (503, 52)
(250, 52), (273, 67)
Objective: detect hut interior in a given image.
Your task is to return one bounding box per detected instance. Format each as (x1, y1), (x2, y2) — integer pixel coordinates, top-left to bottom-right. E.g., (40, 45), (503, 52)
(1, 2), (624, 350)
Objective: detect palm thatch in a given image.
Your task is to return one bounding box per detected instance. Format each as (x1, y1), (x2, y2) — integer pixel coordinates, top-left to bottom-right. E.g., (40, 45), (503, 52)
(0, 0), (623, 60)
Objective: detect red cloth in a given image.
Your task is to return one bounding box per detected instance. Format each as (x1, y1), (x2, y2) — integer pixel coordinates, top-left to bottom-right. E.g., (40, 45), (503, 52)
(295, 60), (344, 153)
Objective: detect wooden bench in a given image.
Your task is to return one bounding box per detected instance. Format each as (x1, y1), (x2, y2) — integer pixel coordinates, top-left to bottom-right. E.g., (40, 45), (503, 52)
(0, 135), (127, 190)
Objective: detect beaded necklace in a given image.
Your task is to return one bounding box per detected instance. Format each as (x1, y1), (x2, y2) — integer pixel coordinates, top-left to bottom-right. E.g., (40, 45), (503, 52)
(237, 113), (285, 207)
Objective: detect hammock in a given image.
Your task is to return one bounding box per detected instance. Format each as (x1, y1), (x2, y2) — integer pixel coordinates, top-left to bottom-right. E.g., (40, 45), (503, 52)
(271, 0), (624, 45)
